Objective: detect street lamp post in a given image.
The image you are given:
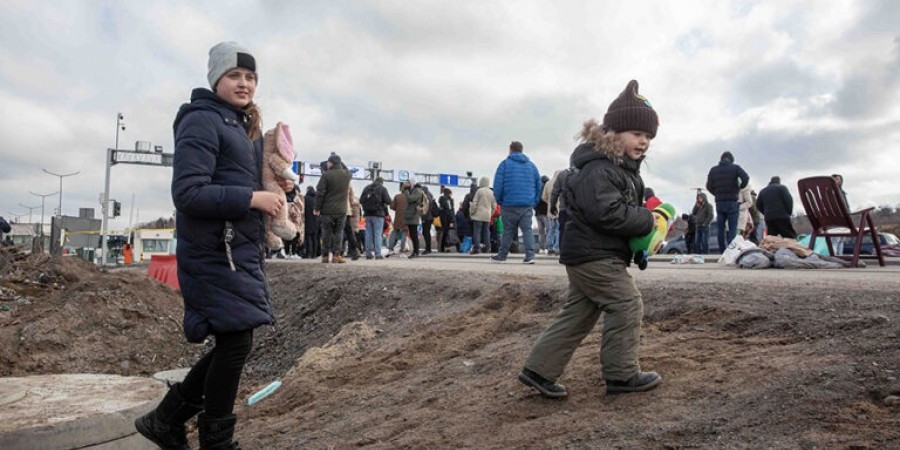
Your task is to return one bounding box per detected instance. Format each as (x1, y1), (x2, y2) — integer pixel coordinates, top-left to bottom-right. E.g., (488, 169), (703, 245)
(29, 191), (58, 252)
(116, 113), (125, 149)
(18, 203), (40, 224)
(43, 169), (80, 216)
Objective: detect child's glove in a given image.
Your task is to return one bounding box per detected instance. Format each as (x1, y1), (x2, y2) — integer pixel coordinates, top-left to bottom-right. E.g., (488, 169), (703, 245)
(629, 203), (676, 270)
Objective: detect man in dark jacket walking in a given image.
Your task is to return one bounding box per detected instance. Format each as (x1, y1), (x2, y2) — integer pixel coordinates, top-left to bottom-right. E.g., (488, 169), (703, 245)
(491, 141), (542, 263)
(315, 154), (351, 263)
(706, 151), (749, 252)
(360, 177), (391, 259)
(756, 176), (797, 238)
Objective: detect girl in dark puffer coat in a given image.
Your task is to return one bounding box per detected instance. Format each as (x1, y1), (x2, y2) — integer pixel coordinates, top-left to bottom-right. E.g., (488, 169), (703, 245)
(136, 42), (286, 450)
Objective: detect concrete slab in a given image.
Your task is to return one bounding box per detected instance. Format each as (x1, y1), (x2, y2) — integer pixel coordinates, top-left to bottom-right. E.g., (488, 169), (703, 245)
(153, 368), (190, 385)
(83, 431), (156, 449)
(0, 374), (164, 450)
(0, 383), (26, 407)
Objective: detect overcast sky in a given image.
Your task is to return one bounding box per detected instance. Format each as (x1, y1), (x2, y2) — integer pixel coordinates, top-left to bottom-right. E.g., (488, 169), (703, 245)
(1, 0), (898, 229)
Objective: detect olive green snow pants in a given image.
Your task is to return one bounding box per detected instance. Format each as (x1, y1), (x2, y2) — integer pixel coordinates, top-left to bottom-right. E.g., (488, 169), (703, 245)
(524, 258), (644, 382)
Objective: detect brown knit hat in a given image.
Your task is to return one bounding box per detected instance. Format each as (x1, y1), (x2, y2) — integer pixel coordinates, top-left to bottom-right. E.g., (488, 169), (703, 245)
(602, 80), (659, 138)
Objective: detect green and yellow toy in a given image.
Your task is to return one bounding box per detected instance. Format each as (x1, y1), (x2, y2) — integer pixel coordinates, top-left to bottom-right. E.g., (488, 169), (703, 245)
(630, 203), (676, 270)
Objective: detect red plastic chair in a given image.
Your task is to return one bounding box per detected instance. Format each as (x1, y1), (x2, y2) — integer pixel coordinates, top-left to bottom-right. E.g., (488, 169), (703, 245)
(797, 176), (884, 267)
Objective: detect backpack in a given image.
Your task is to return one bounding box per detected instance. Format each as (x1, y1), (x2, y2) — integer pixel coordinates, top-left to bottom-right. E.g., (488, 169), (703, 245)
(428, 194), (440, 217)
(417, 191), (430, 216)
(360, 184), (382, 215)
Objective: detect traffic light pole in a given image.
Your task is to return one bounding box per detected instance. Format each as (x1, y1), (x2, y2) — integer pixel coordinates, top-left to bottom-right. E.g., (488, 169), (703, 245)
(99, 146), (174, 267)
(101, 148), (112, 267)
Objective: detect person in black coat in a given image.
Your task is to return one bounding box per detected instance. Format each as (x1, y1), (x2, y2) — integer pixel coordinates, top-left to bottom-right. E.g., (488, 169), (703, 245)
(706, 151), (750, 252)
(756, 176), (797, 238)
(136, 42), (283, 450)
(438, 188), (455, 252)
(304, 186), (320, 258)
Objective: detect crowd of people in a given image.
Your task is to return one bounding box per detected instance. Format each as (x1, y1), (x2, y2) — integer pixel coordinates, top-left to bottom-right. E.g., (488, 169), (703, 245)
(279, 140), (567, 264)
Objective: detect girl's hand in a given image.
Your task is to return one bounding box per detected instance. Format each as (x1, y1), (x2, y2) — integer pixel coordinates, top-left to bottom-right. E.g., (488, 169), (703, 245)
(251, 191), (285, 216)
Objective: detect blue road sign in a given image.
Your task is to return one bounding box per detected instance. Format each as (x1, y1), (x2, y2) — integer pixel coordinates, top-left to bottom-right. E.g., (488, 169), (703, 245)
(439, 174), (459, 186)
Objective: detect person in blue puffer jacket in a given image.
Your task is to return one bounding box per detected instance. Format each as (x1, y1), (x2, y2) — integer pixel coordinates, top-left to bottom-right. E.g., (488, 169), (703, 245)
(491, 141), (542, 264)
(136, 42), (287, 450)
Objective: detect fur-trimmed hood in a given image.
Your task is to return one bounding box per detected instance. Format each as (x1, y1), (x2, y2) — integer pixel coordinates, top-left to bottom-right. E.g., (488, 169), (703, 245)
(571, 119), (643, 172)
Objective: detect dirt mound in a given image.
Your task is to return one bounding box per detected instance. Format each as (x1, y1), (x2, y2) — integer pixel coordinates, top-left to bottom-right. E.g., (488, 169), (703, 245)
(0, 249), (205, 376)
(236, 264), (899, 449)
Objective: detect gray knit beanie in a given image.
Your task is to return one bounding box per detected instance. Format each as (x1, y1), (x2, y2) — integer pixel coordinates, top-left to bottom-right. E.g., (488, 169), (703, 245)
(207, 41), (257, 90)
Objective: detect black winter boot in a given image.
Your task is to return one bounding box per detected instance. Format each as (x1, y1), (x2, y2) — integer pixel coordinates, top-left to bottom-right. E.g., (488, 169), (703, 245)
(134, 383), (203, 450)
(198, 413), (241, 450)
(606, 371), (662, 394)
(518, 367), (568, 399)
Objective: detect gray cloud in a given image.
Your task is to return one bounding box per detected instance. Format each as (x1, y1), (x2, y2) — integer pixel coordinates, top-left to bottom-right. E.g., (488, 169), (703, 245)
(847, 0), (900, 35)
(831, 37), (900, 118)
(730, 59), (824, 109)
(828, 0), (900, 118)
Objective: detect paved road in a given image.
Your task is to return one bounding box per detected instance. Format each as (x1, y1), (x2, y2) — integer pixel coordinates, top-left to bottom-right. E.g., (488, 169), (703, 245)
(270, 253), (900, 292)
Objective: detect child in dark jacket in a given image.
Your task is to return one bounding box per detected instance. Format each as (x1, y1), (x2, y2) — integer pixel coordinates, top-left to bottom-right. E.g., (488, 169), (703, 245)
(519, 80), (662, 398)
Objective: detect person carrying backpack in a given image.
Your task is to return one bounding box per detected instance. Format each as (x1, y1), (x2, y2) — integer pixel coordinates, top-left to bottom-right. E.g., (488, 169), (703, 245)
(420, 186), (438, 255)
(360, 177), (391, 259)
